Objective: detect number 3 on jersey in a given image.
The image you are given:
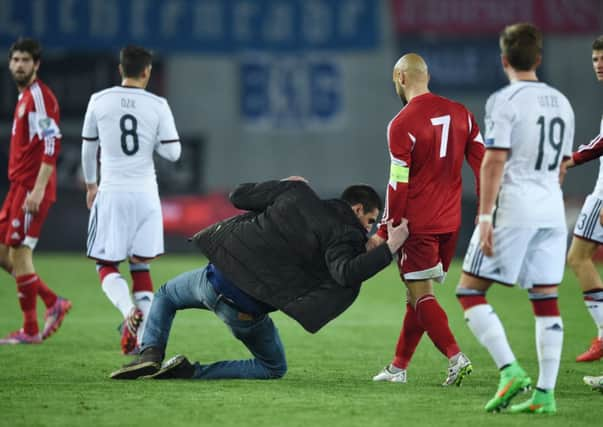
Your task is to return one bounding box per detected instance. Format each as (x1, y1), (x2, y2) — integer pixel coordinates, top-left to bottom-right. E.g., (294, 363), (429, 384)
(120, 114), (139, 155)
(431, 115), (450, 158)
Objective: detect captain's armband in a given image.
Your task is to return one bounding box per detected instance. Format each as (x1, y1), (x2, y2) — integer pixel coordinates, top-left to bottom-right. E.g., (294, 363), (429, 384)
(390, 161), (409, 183)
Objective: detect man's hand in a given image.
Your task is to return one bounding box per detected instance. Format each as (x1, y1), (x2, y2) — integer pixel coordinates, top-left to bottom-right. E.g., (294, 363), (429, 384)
(86, 183), (98, 209)
(386, 219), (409, 254)
(559, 158), (575, 185)
(599, 208), (603, 227)
(23, 188), (44, 214)
(366, 234), (385, 251)
(479, 220), (494, 257)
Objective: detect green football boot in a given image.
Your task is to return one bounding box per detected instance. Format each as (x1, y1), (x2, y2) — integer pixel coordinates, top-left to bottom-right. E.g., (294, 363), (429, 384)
(509, 389), (556, 414)
(484, 362), (532, 412)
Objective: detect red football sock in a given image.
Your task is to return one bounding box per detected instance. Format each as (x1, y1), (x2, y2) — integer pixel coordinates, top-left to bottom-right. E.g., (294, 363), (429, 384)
(97, 263), (119, 283)
(393, 302), (425, 369)
(531, 298), (560, 316)
(130, 267), (153, 293)
(36, 277), (57, 308)
(457, 294), (488, 311)
(415, 294), (460, 358)
(16, 274), (39, 335)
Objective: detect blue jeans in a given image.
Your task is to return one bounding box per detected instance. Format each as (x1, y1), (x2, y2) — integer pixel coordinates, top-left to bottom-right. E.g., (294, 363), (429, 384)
(141, 266), (287, 380)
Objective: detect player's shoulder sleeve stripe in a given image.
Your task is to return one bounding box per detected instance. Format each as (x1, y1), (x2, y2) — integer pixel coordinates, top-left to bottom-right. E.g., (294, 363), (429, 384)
(31, 82), (59, 156)
(160, 139), (180, 144)
(93, 87), (120, 102)
(137, 89), (167, 105)
(30, 82), (47, 116)
(82, 136), (99, 141)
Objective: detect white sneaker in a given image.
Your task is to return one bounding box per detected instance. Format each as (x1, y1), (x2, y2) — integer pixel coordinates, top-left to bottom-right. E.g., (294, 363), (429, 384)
(442, 352), (472, 386)
(583, 375), (603, 392)
(372, 364), (407, 383)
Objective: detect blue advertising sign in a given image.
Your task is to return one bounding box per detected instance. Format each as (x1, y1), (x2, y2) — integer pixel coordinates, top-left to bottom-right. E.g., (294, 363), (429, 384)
(0, 0), (378, 52)
(398, 38), (509, 92)
(240, 54), (343, 130)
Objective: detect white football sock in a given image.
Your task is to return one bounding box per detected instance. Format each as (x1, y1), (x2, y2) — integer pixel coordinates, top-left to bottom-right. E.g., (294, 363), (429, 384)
(535, 316), (563, 390)
(464, 304), (515, 369)
(134, 291), (154, 343)
(583, 290), (603, 339)
(101, 272), (134, 318)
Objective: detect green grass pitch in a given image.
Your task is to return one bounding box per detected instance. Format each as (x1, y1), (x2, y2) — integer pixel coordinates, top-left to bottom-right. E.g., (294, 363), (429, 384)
(0, 253), (601, 426)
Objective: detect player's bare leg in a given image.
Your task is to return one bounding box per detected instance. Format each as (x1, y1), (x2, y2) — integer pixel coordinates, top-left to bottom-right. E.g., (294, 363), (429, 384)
(0, 243), (69, 340)
(0, 243), (12, 274)
(509, 285), (561, 414)
(0, 246), (40, 343)
(373, 290), (422, 384)
(96, 261), (140, 354)
(406, 279), (471, 386)
(457, 273), (531, 411)
(567, 237), (603, 361)
(0, 246), (71, 344)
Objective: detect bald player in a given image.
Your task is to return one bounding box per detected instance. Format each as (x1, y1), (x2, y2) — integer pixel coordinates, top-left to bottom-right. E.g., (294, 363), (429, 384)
(456, 23), (574, 414)
(371, 53), (485, 386)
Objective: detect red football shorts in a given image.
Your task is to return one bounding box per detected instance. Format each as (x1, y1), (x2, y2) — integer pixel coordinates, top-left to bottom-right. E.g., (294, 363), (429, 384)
(398, 231), (459, 282)
(0, 183), (53, 249)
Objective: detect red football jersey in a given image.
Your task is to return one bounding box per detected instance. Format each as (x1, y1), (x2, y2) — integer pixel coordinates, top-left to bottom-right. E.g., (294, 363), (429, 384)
(9, 79), (61, 201)
(378, 93), (484, 237)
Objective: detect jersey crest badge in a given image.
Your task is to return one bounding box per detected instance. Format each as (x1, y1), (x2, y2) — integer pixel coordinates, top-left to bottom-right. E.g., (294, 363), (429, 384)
(18, 103), (26, 118)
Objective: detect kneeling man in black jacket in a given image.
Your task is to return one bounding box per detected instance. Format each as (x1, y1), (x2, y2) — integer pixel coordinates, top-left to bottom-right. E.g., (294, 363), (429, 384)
(110, 177), (408, 380)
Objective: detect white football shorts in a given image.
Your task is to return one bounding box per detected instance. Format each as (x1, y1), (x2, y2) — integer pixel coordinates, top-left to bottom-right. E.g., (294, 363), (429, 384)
(86, 191), (164, 262)
(462, 225), (566, 289)
(573, 194), (603, 244)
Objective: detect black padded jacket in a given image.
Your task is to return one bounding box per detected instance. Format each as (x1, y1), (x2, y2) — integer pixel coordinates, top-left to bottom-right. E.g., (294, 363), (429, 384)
(192, 180), (393, 333)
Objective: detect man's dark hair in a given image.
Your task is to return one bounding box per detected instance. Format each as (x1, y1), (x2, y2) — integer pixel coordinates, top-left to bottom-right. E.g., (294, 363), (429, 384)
(340, 185), (382, 213)
(120, 45), (153, 78)
(499, 23), (542, 71)
(593, 35), (603, 51)
(8, 38), (42, 62)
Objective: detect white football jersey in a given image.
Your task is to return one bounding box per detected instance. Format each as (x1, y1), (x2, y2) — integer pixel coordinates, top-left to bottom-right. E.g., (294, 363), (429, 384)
(81, 86), (180, 192)
(592, 115), (603, 199)
(484, 81), (575, 227)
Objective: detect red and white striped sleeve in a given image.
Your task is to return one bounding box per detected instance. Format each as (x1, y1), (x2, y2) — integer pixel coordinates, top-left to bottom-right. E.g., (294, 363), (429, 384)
(573, 134), (603, 165)
(377, 116), (412, 240)
(30, 82), (61, 165)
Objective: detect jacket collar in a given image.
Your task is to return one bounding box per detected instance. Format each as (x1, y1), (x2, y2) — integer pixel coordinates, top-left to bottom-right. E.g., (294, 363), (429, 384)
(326, 199), (366, 234)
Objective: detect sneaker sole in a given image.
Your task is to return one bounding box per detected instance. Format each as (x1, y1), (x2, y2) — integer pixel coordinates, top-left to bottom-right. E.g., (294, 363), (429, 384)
(372, 378), (407, 383)
(486, 380), (532, 412)
(443, 363), (473, 387)
(110, 361), (160, 380)
(142, 356), (192, 380)
(0, 338), (42, 345)
(509, 402), (556, 414)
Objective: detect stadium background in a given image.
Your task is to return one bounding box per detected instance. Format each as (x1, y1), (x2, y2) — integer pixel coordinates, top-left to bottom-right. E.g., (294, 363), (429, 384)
(0, 0), (602, 253)
(1, 2), (603, 426)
